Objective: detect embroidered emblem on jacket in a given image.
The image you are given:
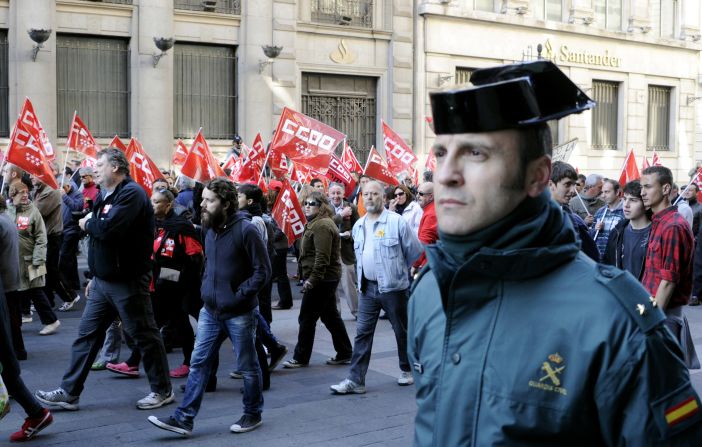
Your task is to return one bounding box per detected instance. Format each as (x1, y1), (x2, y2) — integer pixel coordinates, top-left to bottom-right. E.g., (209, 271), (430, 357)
(665, 397), (700, 426)
(528, 352), (567, 396)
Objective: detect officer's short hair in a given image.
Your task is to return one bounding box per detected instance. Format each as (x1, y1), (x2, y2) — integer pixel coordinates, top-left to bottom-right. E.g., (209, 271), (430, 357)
(517, 123), (552, 185)
(205, 178), (239, 213)
(642, 166), (673, 189)
(550, 161), (577, 184)
(603, 178), (620, 193)
(97, 147), (130, 176)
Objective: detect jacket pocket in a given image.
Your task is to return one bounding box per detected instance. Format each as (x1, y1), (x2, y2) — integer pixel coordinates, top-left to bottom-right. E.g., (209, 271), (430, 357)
(379, 238), (400, 259)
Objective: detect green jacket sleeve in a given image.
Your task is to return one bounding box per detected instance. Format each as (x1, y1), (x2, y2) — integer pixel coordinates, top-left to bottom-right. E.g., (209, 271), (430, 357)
(307, 221), (334, 287)
(31, 208), (48, 265)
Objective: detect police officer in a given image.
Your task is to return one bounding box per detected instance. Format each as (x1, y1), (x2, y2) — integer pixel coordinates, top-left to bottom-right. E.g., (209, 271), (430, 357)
(408, 60), (702, 445)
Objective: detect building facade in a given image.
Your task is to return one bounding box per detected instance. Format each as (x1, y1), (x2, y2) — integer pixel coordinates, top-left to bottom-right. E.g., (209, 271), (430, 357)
(1, 0), (701, 183)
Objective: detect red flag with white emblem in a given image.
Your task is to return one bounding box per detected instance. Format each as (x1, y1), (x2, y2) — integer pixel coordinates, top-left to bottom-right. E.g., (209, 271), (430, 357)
(363, 146), (399, 186)
(125, 138), (164, 195)
(270, 107), (345, 174)
(325, 154), (357, 197)
(173, 139), (189, 167)
(6, 120), (58, 189)
(66, 113), (101, 159)
(248, 133), (267, 170)
(270, 179), (306, 246)
(180, 130), (226, 183)
(268, 148), (289, 179)
(232, 144), (259, 183)
(109, 135), (128, 153)
(652, 150), (662, 167)
(425, 150), (436, 172)
(382, 120), (417, 175)
(341, 142), (363, 174)
(18, 98), (55, 161)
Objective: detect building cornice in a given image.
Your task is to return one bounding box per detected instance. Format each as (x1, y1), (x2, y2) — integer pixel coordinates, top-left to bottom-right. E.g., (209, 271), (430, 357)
(296, 22), (392, 41)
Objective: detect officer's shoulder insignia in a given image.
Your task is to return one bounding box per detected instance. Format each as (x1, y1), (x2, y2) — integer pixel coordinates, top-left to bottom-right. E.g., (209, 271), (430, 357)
(593, 264), (664, 333)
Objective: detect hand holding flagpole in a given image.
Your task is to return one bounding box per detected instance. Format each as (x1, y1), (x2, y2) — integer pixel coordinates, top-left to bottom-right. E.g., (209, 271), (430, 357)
(593, 208), (608, 240)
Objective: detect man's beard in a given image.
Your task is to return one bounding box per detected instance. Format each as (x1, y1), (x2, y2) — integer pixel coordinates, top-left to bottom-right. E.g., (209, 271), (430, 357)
(202, 207), (226, 229)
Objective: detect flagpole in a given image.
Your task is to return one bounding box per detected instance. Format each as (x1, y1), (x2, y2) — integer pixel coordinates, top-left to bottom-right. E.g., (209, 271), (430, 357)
(575, 191), (592, 217)
(674, 171), (701, 206)
(593, 208), (608, 240)
(258, 148), (272, 183)
(59, 111), (78, 189)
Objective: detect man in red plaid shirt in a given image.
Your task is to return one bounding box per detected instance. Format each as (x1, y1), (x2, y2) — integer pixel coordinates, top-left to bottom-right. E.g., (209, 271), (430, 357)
(641, 166), (699, 368)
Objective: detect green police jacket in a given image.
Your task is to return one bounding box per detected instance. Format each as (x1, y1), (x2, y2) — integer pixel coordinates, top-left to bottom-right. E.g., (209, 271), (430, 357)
(408, 195), (702, 446)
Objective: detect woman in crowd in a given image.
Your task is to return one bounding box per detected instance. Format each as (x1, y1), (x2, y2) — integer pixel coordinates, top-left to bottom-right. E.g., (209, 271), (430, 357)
(6, 180), (60, 338)
(388, 184), (422, 236)
(282, 191), (352, 368)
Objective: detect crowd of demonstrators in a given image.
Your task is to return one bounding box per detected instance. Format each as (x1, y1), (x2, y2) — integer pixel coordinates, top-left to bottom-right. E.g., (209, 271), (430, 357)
(569, 173), (604, 225)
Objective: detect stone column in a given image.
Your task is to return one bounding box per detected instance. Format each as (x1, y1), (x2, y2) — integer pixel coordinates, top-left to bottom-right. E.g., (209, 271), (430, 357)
(132, 0), (174, 166)
(9, 0), (57, 142)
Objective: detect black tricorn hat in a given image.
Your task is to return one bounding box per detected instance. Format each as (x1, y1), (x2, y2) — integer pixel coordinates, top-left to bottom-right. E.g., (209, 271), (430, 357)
(430, 60), (595, 135)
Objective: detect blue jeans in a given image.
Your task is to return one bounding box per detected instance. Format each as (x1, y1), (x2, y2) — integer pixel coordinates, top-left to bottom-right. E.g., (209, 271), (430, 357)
(174, 308), (262, 430)
(348, 281), (410, 385)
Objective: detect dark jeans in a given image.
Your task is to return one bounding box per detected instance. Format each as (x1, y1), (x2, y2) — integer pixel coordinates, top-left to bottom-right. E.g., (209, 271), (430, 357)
(174, 308), (262, 430)
(348, 281), (410, 385)
(43, 233), (75, 305)
(272, 248), (293, 308)
(293, 280), (352, 364)
(59, 275), (172, 397)
(5, 291), (26, 359)
(0, 286), (43, 417)
(59, 231), (81, 291)
(20, 287), (58, 325)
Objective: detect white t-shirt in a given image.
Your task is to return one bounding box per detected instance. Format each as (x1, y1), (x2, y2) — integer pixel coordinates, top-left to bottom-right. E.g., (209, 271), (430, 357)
(362, 217), (378, 281)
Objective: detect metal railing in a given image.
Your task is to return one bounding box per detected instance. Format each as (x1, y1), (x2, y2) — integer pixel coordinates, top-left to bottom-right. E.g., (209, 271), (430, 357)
(81, 0), (133, 4)
(174, 0), (241, 15)
(311, 0), (373, 28)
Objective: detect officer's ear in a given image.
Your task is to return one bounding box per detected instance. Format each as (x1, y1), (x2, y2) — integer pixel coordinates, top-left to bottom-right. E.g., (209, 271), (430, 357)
(526, 155), (551, 198)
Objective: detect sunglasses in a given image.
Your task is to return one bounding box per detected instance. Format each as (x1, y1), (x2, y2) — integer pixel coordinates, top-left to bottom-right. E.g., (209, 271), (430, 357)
(417, 192), (432, 197)
(303, 201), (320, 207)
(394, 192), (405, 197)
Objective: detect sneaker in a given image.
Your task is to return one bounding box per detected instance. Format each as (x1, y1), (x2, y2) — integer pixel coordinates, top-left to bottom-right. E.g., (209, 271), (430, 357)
(21, 314), (32, 324)
(230, 414), (262, 433)
(398, 371), (414, 386)
(34, 388), (79, 411)
(39, 320), (61, 336)
(147, 415), (191, 436)
(91, 361), (107, 371)
(269, 344), (288, 370)
(169, 364), (190, 378)
(9, 408), (53, 442)
(229, 371), (243, 379)
(282, 359), (307, 369)
(326, 355), (352, 365)
(330, 379), (366, 395)
(136, 391), (175, 410)
(106, 362), (140, 377)
(58, 296), (81, 312)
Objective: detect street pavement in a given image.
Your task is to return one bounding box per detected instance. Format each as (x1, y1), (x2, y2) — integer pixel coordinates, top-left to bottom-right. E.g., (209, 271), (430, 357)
(2, 256), (702, 445)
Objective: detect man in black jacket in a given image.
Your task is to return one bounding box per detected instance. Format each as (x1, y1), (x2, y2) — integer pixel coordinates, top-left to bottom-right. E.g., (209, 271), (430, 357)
(35, 148), (174, 411)
(148, 178), (271, 437)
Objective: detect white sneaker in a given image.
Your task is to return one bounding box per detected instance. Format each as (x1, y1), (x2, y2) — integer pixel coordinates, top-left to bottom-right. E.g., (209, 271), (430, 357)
(58, 296), (81, 312)
(330, 379), (366, 395)
(397, 371), (414, 386)
(22, 313), (33, 324)
(39, 320), (61, 336)
(136, 391), (175, 410)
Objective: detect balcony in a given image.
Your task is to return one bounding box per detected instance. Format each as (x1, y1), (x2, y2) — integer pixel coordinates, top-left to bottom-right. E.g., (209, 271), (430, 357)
(311, 0), (373, 28)
(174, 0), (241, 15)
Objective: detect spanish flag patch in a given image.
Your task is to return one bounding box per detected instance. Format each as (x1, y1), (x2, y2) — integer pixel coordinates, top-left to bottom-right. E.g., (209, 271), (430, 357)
(665, 397), (700, 426)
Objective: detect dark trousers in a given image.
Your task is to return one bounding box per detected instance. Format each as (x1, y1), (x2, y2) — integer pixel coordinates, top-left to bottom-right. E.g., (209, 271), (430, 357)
(154, 280), (199, 367)
(272, 248), (293, 308)
(60, 275), (171, 397)
(259, 281), (273, 325)
(293, 280), (352, 364)
(5, 291), (26, 360)
(43, 233), (75, 305)
(20, 287), (58, 325)
(0, 286), (43, 418)
(59, 231), (81, 291)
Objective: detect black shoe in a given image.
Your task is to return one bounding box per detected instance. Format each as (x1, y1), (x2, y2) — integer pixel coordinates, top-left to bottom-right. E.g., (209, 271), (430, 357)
(230, 414), (262, 433)
(326, 355), (352, 365)
(269, 344), (288, 370)
(272, 303), (292, 310)
(147, 415), (192, 436)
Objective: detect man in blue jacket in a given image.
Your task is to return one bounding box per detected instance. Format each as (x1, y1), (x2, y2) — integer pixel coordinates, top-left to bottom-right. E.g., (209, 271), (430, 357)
(408, 60), (702, 445)
(35, 148), (174, 412)
(57, 177), (84, 311)
(148, 177), (271, 437)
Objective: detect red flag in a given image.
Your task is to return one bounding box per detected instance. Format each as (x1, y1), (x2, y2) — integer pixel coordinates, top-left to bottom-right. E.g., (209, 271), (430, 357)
(18, 98), (55, 161)
(326, 154), (357, 197)
(173, 139), (189, 167)
(268, 149), (289, 179)
(80, 157), (96, 169)
(180, 130), (226, 183)
(270, 107), (345, 174)
(233, 144), (259, 183)
(363, 146), (399, 186)
(109, 135), (128, 152)
(257, 174), (269, 193)
(66, 113), (100, 158)
(222, 153), (239, 172)
(289, 162), (306, 184)
(341, 143), (363, 174)
(652, 150), (662, 167)
(271, 180), (306, 246)
(382, 120), (417, 175)
(619, 149), (640, 186)
(641, 156), (650, 171)
(6, 120), (58, 189)
(226, 154), (243, 183)
(125, 138), (164, 195)
(248, 133), (267, 169)
(425, 150), (436, 172)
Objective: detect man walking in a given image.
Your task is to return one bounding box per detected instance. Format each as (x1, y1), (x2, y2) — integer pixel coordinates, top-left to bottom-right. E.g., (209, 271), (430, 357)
(329, 183), (360, 318)
(409, 60), (702, 445)
(35, 148), (174, 411)
(330, 180), (421, 394)
(148, 178), (270, 436)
